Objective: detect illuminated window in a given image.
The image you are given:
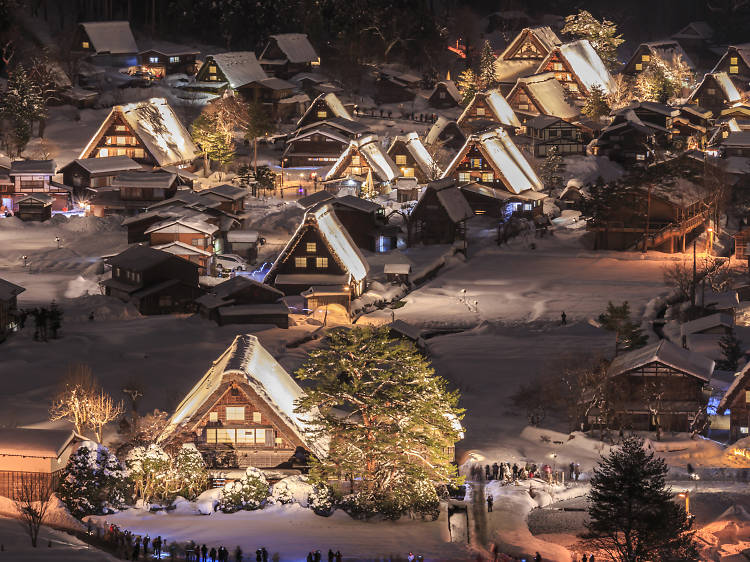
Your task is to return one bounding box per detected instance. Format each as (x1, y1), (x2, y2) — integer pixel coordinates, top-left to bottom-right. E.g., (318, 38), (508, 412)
(351, 155), (361, 166)
(402, 167), (414, 177)
(723, 130), (729, 138)
(458, 172), (471, 183)
(731, 57), (739, 65)
(149, 57), (159, 63)
(569, 83), (579, 92)
(316, 257), (328, 268)
(470, 158), (482, 168)
(439, 92), (446, 99)
(169, 56), (180, 63)
(209, 412), (218, 422)
(746, 390), (750, 403)
(317, 110), (327, 118)
(481, 172), (494, 182)
(518, 104), (529, 110)
(641, 54), (650, 62)
(116, 136), (125, 145)
(115, 125), (127, 132)
(225, 406), (245, 421)
(708, 88), (717, 95)
(116, 148), (127, 156)
(350, 167), (361, 175)
(253, 412), (262, 423)
(98, 148), (109, 157)
(82, 41), (89, 49)
(209, 65), (216, 73)
(635, 63), (642, 71)
(636, 154), (645, 160)
(209, 75), (217, 81)
(475, 107), (485, 116)
(742, 426), (749, 434)
(553, 62), (563, 71)
(395, 154), (407, 165)
(295, 257), (307, 268)
(306, 242), (316, 252)
(730, 66), (739, 74)
(134, 148), (145, 159)
(216, 429), (234, 443)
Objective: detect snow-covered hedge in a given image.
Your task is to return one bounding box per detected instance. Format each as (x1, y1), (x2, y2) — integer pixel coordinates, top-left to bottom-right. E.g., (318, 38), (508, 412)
(218, 467), (269, 513)
(271, 475), (314, 507)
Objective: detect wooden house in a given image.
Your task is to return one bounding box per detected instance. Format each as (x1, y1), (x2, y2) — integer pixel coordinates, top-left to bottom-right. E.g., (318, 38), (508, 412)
(78, 98), (199, 168)
(711, 44), (750, 85)
(158, 334), (324, 470)
(0, 278), (24, 343)
(374, 69), (420, 104)
(72, 21), (138, 66)
(441, 128), (545, 217)
(59, 156), (142, 198)
(722, 131), (750, 157)
(121, 210), (174, 244)
(598, 340), (713, 433)
(459, 182), (546, 219)
(622, 40), (695, 76)
(457, 89), (521, 134)
(16, 194), (53, 222)
(387, 132), (441, 183)
(138, 44), (199, 77)
(296, 93), (353, 129)
(688, 72), (742, 117)
(264, 204), (369, 304)
(616, 102), (679, 145)
(425, 117), (466, 151)
(590, 111), (656, 166)
(506, 72), (579, 122)
(259, 34), (319, 78)
(283, 127), (350, 168)
(536, 40), (616, 101)
(670, 105), (712, 148)
(151, 241), (212, 273)
(194, 52), (267, 89)
(409, 179), (474, 245)
(240, 77), (300, 120)
(88, 170), (178, 217)
(4, 160), (69, 212)
(0, 429), (83, 500)
(522, 115), (586, 157)
(331, 195), (397, 252)
(324, 135), (400, 185)
(144, 217), (219, 271)
(428, 81), (462, 109)
(671, 21), (716, 74)
(197, 184), (246, 214)
(681, 312), (734, 340)
(226, 231), (261, 263)
(494, 27), (562, 87)
(195, 276), (287, 328)
(101, 245), (203, 315)
(718, 362), (750, 442)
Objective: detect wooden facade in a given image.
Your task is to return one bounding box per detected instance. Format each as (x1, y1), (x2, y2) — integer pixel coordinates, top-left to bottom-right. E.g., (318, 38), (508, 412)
(538, 49), (585, 100)
(331, 196), (394, 252)
(712, 46), (750, 83)
(59, 156), (142, 197)
(283, 129), (348, 168)
(2, 160), (70, 212)
(16, 195), (53, 221)
(500, 27), (560, 63)
(82, 111), (150, 163)
(688, 73), (741, 116)
(523, 116), (586, 157)
(138, 48), (198, 77)
(409, 179), (474, 245)
(719, 364), (750, 442)
(428, 81), (461, 109)
(387, 137), (431, 183)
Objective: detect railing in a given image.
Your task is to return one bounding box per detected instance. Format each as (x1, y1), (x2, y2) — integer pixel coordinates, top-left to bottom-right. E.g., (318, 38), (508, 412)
(628, 210), (709, 251)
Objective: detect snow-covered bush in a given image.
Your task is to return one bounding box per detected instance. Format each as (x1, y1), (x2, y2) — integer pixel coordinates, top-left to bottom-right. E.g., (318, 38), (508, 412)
(126, 444), (171, 504)
(172, 445), (209, 501)
(271, 475), (313, 506)
(218, 467), (269, 513)
(340, 478), (439, 520)
(307, 482), (334, 516)
(57, 442), (128, 519)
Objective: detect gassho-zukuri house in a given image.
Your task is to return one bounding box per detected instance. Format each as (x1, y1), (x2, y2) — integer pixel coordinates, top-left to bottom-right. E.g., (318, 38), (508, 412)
(157, 334), (326, 473)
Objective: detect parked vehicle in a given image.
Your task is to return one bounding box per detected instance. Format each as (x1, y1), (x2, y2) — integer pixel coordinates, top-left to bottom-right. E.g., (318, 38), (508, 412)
(214, 254), (248, 272)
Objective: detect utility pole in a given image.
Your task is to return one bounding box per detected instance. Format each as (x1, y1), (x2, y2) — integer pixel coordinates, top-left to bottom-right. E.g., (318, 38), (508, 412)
(691, 237), (696, 307)
(643, 185), (652, 253)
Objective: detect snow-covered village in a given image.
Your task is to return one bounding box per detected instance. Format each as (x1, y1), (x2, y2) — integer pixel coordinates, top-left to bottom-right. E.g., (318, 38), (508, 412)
(7, 0), (750, 560)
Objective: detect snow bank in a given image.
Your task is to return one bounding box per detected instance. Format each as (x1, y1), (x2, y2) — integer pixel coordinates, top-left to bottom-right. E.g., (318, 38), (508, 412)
(196, 488), (222, 515)
(0, 494), (84, 533)
(270, 475), (314, 507)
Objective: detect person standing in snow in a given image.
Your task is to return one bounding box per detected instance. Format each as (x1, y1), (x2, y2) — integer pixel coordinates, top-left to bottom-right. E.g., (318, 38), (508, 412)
(335, 551), (342, 562)
(512, 463), (519, 481)
(154, 536), (162, 559)
(485, 464), (491, 480)
(574, 463), (581, 481)
(486, 494), (493, 512)
(561, 311), (567, 325)
(535, 553), (542, 561)
(408, 552), (416, 562)
(492, 462), (499, 480)
(234, 546), (243, 562)
(256, 548), (262, 562)
(569, 462), (575, 480)
(202, 544), (208, 561)
(306, 552), (313, 562)
(261, 547), (268, 562)
(588, 555), (594, 562)
(210, 547), (217, 562)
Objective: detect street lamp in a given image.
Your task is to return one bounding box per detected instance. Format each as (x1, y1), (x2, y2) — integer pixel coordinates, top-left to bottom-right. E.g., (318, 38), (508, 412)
(21, 255), (27, 268)
(55, 236), (61, 249)
(677, 491), (690, 517)
(706, 226), (714, 256)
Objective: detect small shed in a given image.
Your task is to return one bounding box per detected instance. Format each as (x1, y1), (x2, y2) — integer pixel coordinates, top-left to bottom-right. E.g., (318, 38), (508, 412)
(384, 263), (411, 284)
(227, 230), (261, 263)
(16, 194), (53, 221)
(301, 285), (351, 316)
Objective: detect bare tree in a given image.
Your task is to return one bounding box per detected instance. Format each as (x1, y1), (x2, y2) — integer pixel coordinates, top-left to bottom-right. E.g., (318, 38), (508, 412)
(14, 474), (54, 547)
(49, 364), (97, 435)
(643, 380), (666, 441)
(89, 389), (125, 442)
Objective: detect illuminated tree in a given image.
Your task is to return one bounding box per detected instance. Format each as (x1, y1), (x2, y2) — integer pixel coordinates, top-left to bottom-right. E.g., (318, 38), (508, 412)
(456, 68), (478, 106)
(634, 53), (694, 104)
(49, 364), (97, 435)
(191, 112), (234, 175)
(89, 389), (125, 443)
(539, 146), (565, 193)
(582, 84), (611, 121)
(478, 40), (497, 90)
(562, 10), (624, 71)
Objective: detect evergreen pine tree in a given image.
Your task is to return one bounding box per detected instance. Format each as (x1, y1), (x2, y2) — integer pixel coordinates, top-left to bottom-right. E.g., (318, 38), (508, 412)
(478, 40), (497, 90)
(294, 326), (463, 518)
(539, 146), (565, 193)
(0, 64), (43, 156)
(58, 444), (127, 519)
(562, 10), (624, 71)
(172, 446), (209, 501)
(245, 99), (274, 171)
(456, 68), (478, 106)
(717, 327), (743, 371)
(584, 436), (698, 560)
(598, 301), (648, 353)
(582, 84), (611, 121)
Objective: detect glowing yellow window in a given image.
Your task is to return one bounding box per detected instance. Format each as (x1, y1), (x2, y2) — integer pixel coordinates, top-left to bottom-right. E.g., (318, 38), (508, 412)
(723, 130), (729, 138)
(82, 41), (89, 49)
(569, 83), (579, 92)
(350, 167), (361, 175)
(316, 110), (327, 118)
(295, 257), (307, 268)
(470, 158), (482, 168)
(316, 257), (328, 268)
(134, 148), (145, 159)
(395, 154), (407, 165)
(351, 155), (361, 166)
(253, 412), (262, 423)
(730, 66), (739, 74)
(306, 242), (316, 252)
(635, 63), (643, 71)
(731, 57), (738, 65)
(553, 62), (563, 71)
(209, 65), (216, 73)
(402, 167), (415, 177)
(641, 54), (650, 62)
(458, 172), (471, 183)
(476, 107), (485, 116)
(209, 75), (217, 81)
(115, 125), (127, 132)
(482, 172), (494, 182)
(209, 412), (218, 422)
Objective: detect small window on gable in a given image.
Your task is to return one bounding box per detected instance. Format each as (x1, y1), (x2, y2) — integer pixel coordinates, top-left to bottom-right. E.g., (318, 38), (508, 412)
(209, 412), (218, 422)
(458, 172), (471, 183)
(481, 172), (494, 182)
(115, 125), (127, 132)
(226, 406), (244, 421)
(470, 158), (482, 168)
(317, 110), (327, 118)
(306, 242), (316, 253)
(553, 62), (563, 71)
(82, 41), (90, 49)
(641, 54), (650, 62)
(253, 412), (262, 423)
(295, 257), (307, 268)
(351, 155), (361, 166)
(742, 426), (749, 434)
(395, 154), (407, 165)
(439, 92), (446, 99)
(731, 57), (739, 65)
(635, 63), (643, 71)
(707, 88), (716, 95)
(730, 66), (739, 74)
(149, 57), (159, 63)
(169, 56), (180, 63)
(209, 65), (217, 73)
(745, 390), (750, 403)
(316, 257), (328, 268)
(475, 107), (485, 116)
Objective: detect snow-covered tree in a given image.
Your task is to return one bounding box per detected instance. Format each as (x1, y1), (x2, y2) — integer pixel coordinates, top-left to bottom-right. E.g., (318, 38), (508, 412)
(583, 436), (698, 560)
(539, 146), (564, 193)
(478, 40), (497, 90)
(0, 64), (43, 156)
(295, 326), (463, 518)
(717, 328), (743, 371)
(307, 482), (334, 516)
(562, 10), (624, 71)
(171, 445), (209, 501)
(271, 475), (314, 507)
(634, 53), (694, 104)
(219, 466), (269, 513)
(598, 301), (648, 354)
(582, 84), (611, 121)
(58, 443), (128, 519)
(456, 68), (478, 106)
(191, 112), (234, 175)
(126, 444), (171, 504)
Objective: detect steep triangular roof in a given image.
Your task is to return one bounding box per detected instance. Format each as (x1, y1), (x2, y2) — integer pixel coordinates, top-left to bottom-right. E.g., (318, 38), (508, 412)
(262, 33), (318, 64)
(79, 98), (198, 167)
(688, 72), (742, 105)
(203, 52), (268, 89)
(79, 21), (137, 54)
(673, 21), (714, 41)
(415, 179), (474, 223)
(159, 334), (326, 457)
(719, 362), (750, 411)
(388, 132), (441, 179)
(425, 117), (465, 146)
(265, 203), (370, 285)
(325, 135), (400, 183)
(442, 128), (544, 194)
(0, 278), (25, 301)
(712, 44), (750, 74)
(508, 72), (579, 119)
(429, 81), (461, 103)
(538, 40), (616, 95)
(458, 89), (521, 128)
(296, 93), (353, 128)
(499, 26), (562, 60)
(607, 339), (715, 381)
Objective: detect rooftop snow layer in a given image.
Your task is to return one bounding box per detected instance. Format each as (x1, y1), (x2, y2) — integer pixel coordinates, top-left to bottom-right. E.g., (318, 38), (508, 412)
(607, 339), (715, 381)
(62, 155), (142, 174)
(111, 170), (176, 189)
(296, 93), (353, 127)
(326, 135), (399, 183)
(266, 33), (318, 64)
(80, 21), (137, 54)
(0, 277), (25, 301)
(459, 89), (521, 128)
(389, 132), (441, 178)
(207, 52), (268, 88)
(511, 73), (579, 119)
(0, 428), (80, 458)
(10, 160), (55, 175)
(549, 40), (616, 95)
(680, 312), (734, 337)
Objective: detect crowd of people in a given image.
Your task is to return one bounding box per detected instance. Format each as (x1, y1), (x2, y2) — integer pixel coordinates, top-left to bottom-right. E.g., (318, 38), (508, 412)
(469, 459), (583, 486)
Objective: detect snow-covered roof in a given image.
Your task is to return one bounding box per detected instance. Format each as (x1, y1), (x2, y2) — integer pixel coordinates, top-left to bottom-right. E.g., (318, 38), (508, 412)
(334, 194), (382, 213)
(296, 93), (352, 127)
(325, 135), (400, 183)
(79, 21), (137, 54)
(201, 184), (246, 201)
(10, 160), (55, 175)
(542, 40), (616, 95)
(111, 170), (176, 189)
(719, 362), (750, 411)
(80, 98), (198, 167)
(698, 290), (739, 310)
(144, 217), (218, 236)
(384, 263), (411, 275)
(638, 40), (695, 70)
(16, 193), (54, 205)
(690, 72), (742, 105)
(227, 230), (259, 243)
(61, 155), (142, 175)
(607, 339), (715, 381)
(458, 89), (521, 128)
(499, 26), (561, 61)
(264, 34), (318, 64)
(509, 72), (578, 119)
(680, 312), (734, 337)
(417, 179), (474, 223)
(207, 52), (268, 89)
(673, 21), (714, 40)
(297, 190), (336, 209)
(425, 117), (464, 146)
(494, 59), (539, 84)
(0, 428), (81, 459)
(153, 240), (212, 257)
(0, 277), (25, 301)
(429, 81), (461, 103)
(443, 128), (543, 195)
(265, 204), (369, 286)
(388, 132), (440, 178)
(159, 334), (325, 457)
(723, 130), (750, 147)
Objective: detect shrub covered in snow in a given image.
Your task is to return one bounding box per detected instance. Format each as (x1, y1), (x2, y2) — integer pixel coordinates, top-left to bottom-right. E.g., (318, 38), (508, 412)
(307, 482), (334, 516)
(172, 445), (209, 501)
(218, 467), (269, 513)
(58, 442), (128, 519)
(271, 475), (313, 507)
(340, 478), (439, 520)
(126, 444), (209, 505)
